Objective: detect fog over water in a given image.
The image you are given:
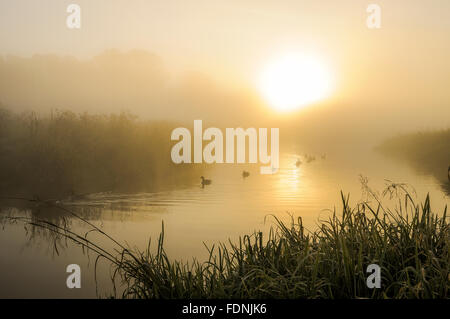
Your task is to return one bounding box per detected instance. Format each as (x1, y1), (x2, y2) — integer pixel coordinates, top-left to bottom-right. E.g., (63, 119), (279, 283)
(1, 151), (448, 298)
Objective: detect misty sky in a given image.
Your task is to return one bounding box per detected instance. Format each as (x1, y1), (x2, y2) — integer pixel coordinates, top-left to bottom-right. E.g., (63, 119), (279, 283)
(0, 0), (449, 143)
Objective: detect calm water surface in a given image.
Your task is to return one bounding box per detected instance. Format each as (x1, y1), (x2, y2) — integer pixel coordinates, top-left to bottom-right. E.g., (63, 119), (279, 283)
(0, 151), (448, 298)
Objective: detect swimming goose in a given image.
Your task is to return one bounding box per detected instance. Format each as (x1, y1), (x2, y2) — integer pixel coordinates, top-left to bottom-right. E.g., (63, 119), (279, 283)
(201, 176), (212, 187)
(242, 171), (250, 178)
(305, 155), (315, 163)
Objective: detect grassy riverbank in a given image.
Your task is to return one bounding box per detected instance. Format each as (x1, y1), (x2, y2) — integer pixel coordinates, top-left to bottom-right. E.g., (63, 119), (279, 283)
(13, 185), (449, 299)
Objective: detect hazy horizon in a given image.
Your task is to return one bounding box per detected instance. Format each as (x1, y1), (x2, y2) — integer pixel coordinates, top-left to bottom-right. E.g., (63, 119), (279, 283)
(1, 0), (449, 143)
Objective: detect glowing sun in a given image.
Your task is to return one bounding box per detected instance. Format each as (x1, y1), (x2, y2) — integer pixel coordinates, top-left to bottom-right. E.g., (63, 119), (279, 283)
(259, 53), (332, 112)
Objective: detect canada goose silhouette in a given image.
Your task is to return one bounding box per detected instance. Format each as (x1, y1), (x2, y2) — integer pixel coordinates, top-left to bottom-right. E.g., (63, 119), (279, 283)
(200, 176), (212, 187)
(242, 171), (250, 178)
(295, 159), (302, 167)
(448, 166), (450, 181)
(305, 155), (315, 163)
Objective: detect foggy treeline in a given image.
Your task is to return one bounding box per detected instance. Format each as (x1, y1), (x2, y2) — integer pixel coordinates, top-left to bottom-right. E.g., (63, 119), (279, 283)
(0, 50), (264, 124)
(0, 108), (202, 199)
(2, 49), (448, 156)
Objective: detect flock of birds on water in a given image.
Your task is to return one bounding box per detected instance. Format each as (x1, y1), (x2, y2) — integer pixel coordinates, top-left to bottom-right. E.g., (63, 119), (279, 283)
(32, 158), (450, 202)
(200, 153), (327, 188)
(200, 160), (450, 189)
(200, 171), (251, 188)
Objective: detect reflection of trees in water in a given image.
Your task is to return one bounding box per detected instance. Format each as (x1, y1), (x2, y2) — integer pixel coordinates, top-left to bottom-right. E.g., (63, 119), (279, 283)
(387, 164), (450, 197)
(0, 197), (160, 297)
(0, 200), (104, 255)
(440, 181), (450, 196)
(1, 206), (72, 256)
(377, 130), (450, 197)
(409, 167), (450, 197)
(0, 199), (104, 223)
(0, 203), (121, 272)
(424, 173), (450, 196)
(0, 197), (165, 255)
(0, 200), (126, 298)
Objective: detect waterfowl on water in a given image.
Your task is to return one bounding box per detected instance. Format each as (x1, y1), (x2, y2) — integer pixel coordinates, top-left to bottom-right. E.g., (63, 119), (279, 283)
(448, 166), (450, 181)
(242, 171), (250, 178)
(305, 155), (315, 163)
(201, 176), (212, 187)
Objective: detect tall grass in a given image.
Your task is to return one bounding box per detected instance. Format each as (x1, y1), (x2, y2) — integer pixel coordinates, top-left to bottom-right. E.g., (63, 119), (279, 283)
(6, 183), (449, 299)
(0, 108), (201, 198)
